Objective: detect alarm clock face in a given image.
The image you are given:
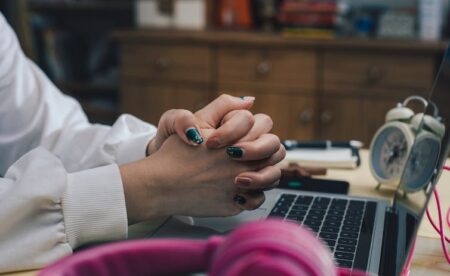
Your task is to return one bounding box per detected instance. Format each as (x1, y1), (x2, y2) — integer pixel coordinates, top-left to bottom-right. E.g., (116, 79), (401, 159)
(370, 122), (414, 183)
(401, 132), (441, 192)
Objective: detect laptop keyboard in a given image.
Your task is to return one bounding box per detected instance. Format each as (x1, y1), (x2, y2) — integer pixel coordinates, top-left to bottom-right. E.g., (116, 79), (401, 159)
(269, 193), (371, 269)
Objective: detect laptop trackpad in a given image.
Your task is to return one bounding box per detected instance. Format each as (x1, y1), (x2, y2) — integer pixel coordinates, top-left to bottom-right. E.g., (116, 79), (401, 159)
(151, 208), (267, 239)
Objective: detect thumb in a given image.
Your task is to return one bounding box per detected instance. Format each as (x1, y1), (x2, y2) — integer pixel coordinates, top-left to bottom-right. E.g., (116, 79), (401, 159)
(148, 109), (203, 155)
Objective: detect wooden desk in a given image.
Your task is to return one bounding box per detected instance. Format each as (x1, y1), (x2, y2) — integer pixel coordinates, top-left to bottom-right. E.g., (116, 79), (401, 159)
(4, 151), (450, 276)
(310, 150), (450, 275)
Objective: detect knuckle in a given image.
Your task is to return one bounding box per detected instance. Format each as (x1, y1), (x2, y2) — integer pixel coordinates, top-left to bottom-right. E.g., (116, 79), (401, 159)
(256, 113), (273, 129)
(175, 109), (194, 121)
(238, 110), (255, 126)
(219, 93), (233, 103)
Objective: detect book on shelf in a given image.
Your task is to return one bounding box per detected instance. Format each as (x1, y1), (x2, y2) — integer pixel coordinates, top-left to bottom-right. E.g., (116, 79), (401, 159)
(277, 0), (338, 38)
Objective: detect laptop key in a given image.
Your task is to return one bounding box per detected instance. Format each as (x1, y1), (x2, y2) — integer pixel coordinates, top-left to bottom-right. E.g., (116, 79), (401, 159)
(340, 232), (359, 239)
(291, 205), (309, 211)
(328, 210), (345, 216)
(314, 197), (331, 205)
(304, 219), (322, 227)
(336, 244), (356, 253)
(343, 220), (360, 227)
(280, 194), (296, 202)
(342, 225), (359, 233)
(334, 251), (354, 261)
(329, 204), (347, 211)
(319, 232), (338, 240)
(323, 220), (341, 227)
(346, 209), (364, 216)
(296, 195), (313, 205)
(331, 199), (348, 206)
(312, 204), (328, 210)
(336, 259), (352, 268)
(325, 215), (343, 221)
(307, 214), (325, 221)
(309, 209), (326, 216)
(289, 210), (307, 217)
(321, 226), (340, 233)
(338, 238), (357, 246)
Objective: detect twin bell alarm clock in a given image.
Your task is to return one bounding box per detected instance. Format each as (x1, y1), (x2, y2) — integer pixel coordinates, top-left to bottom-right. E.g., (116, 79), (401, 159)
(369, 96), (445, 192)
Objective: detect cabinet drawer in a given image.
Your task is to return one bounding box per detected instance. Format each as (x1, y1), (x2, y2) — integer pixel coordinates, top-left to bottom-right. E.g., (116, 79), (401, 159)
(218, 47), (317, 90)
(121, 43), (212, 83)
(323, 51), (435, 96)
(121, 83), (210, 125)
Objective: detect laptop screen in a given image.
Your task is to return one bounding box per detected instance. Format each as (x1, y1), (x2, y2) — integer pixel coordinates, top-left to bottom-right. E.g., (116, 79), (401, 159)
(389, 45), (450, 275)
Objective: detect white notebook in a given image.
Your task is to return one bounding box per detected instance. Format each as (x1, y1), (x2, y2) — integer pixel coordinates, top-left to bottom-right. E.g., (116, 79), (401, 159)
(284, 148), (359, 169)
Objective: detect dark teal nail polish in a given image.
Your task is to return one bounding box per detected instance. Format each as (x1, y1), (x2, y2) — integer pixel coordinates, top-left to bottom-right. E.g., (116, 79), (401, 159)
(234, 195), (247, 205)
(227, 147), (244, 158)
(185, 128), (203, 144)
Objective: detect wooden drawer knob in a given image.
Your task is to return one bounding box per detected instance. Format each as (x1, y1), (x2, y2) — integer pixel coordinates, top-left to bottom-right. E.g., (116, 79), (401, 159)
(320, 110), (333, 125)
(155, 57), (172, 70)
(299, 109), (313, 124)
(366, 65), (384, 84)
(256, 61), (272, 76)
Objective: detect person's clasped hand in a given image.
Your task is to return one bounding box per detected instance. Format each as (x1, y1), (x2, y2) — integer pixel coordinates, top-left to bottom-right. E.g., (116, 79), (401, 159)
(121, 94), (285, 224)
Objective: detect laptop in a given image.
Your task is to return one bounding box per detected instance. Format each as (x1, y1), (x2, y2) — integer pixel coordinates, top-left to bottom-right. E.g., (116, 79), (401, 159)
(150, 45), (450, 276)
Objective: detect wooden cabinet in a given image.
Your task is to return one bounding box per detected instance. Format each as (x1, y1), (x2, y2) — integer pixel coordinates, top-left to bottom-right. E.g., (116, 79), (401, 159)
(121, 83), (210, 125)
(120, 40), (213, 126)
(218, 47), (317, 90)
(318, 96), (364, 141)
(323, 50), (435, 97)
(116, 31), (445, 146)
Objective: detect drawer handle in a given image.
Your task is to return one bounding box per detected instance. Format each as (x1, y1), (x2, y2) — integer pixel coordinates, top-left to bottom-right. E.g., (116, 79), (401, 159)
(320, 110), (333, 125)
(366, 65), (384, 84)
(256, 61), (272, 76)
(155, 57), (172, 70)
(299, 109), (313, 125)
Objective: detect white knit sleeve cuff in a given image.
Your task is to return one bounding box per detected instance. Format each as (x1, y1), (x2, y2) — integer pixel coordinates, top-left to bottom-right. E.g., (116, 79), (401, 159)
(62, 164), (128, 248)
(116, 132), (156, 165)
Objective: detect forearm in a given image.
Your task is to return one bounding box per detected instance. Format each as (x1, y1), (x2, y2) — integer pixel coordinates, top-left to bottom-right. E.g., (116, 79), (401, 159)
(0, 148), (127, 273)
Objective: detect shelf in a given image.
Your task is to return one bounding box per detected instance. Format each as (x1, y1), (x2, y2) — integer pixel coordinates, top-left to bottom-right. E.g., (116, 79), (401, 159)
(28, 1), (132, 13)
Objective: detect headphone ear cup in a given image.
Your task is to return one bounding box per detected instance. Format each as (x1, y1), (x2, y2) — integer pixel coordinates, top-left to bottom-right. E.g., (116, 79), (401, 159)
(411, 113), (446, 138)
(385, 106), (414, 123)
(209, 219), (337, 276)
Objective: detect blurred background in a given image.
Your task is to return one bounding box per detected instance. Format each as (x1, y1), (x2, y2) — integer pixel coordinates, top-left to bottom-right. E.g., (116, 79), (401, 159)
(1, 0), (449, 146)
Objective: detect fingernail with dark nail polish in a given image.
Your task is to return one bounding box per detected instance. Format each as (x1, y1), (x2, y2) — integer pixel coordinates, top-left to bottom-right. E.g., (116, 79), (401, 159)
(185, 127), (203, 144)
(207, 138), (221, 149)
(227, 147), (244, 158)
(235, 177), (252, 187)
(234, 195), (247, 205)
(239, 96), (255, 102)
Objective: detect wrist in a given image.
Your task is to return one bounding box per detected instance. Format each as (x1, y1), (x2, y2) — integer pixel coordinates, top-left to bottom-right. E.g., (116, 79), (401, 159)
(119, 157), (171, 224)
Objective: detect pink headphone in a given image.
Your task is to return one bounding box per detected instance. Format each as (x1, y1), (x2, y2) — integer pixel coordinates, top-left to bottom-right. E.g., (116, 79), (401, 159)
(39, 219), (367, 276)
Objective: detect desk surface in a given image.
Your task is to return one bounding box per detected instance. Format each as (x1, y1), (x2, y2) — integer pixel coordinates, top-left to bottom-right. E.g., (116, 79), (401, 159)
(4, 151), (450, 276)
(313, 150), (450, 275)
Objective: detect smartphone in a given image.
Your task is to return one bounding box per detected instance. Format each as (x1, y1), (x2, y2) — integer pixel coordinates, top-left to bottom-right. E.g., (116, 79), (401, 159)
(278, 175), (349, 195)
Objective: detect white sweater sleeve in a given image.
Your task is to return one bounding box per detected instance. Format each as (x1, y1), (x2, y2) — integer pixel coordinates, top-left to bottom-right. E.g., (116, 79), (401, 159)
(0, 13), (156, 273)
